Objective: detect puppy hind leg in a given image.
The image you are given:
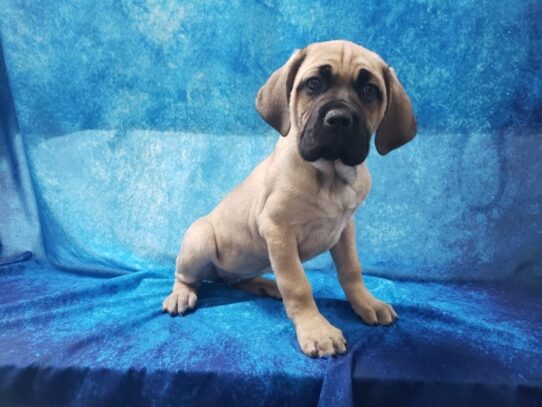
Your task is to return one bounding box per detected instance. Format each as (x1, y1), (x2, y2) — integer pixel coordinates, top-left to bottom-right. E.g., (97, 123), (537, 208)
(162, 218), (217, 316)
(233, 277), (282, 300)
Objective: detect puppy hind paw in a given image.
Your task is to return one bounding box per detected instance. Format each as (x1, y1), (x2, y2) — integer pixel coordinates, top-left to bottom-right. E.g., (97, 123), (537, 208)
(232, 277), (282, 300)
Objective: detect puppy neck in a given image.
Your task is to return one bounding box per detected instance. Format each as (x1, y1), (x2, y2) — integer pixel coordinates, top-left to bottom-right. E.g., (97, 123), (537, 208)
(276, 132), (365, 188)
(311, 159), (359, 187)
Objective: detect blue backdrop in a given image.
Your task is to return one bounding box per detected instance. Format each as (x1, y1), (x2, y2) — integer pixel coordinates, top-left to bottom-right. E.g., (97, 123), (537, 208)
(0, 1), (541, 406)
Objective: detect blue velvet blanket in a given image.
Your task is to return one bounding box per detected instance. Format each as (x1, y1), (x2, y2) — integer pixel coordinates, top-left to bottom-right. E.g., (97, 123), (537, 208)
(1, 261), (540, 406)
(1, 0), (541, 405)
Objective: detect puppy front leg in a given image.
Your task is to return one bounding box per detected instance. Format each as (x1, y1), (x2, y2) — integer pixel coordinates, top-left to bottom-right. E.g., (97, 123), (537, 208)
(263, 222), (346, 357)
(331, 218), (398, 325)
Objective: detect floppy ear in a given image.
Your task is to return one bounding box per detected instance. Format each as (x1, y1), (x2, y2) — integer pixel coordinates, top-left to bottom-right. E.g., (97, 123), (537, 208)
(375, 66), (417, 155)
(255, 49), (306, 136)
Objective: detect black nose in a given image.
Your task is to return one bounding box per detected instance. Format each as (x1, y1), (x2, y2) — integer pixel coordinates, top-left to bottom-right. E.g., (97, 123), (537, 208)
(323, 108), (353, 129)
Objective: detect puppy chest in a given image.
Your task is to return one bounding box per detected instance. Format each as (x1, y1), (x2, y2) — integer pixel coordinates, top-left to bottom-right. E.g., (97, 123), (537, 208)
(297, 213), (351, 260)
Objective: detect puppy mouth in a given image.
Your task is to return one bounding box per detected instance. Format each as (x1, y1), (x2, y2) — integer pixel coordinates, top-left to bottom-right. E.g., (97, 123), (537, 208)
(298, 124), (370, 167)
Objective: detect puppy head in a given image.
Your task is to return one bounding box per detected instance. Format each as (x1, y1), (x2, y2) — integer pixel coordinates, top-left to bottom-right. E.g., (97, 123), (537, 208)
(256, 40), (417, 166)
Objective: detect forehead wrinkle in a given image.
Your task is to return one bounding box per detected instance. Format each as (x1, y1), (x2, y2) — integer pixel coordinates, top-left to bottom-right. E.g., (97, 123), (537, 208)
(298, 59), (338, 79)
(299, 47), (385, 86)
(352, 54), (381, 69)
(340, 41), (348, 68)
(352, 57), (385, 85)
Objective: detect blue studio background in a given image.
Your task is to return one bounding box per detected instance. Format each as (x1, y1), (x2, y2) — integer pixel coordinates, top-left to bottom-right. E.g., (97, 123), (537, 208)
(0, 1), (541, 406)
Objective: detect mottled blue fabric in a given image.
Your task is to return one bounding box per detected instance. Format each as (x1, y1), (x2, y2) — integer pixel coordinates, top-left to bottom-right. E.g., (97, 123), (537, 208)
(0, 0), (540, 278)
(0, 0), (541, 405)
(0, 261), (540, 406)
(0, 35), (41, 263)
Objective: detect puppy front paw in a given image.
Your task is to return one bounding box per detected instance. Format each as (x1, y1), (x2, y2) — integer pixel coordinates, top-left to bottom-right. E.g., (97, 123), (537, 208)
(351, 296), (398, 326)
(295, 316), (347, 358)
(162, 285), (198, 316)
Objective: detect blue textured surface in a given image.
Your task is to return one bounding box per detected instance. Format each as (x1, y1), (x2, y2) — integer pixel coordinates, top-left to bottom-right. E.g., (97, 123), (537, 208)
(0, 261), (540, 406)
(17, 129), (542, 279)
(1, 1), (541, 134)
(0, 0), (541, 278)
(0, 0), (541, 405)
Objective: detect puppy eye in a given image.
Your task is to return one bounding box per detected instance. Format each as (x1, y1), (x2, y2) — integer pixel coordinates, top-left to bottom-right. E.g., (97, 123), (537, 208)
(306, 77), (323, 93)
(360, 85), (378, 102)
